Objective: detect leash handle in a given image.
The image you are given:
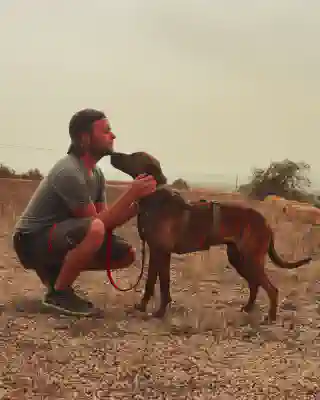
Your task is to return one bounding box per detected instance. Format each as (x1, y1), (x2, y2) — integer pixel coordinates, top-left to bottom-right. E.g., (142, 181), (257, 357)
(105, 229), (145, 292)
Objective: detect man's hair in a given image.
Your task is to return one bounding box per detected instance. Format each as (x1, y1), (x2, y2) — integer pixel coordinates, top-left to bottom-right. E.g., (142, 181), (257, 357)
(67, 108), (106, 155)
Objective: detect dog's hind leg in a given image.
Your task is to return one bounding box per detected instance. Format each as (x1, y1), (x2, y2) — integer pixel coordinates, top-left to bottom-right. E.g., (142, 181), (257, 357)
(242, 281), (259, 313)
(240, 260), (278, 323)
(250, 242), (279, 323)
(135, 248), (159, 313)
(226, 244), (259, 313)
(256, 264), (278, 323)
(237, 251), (278, 322)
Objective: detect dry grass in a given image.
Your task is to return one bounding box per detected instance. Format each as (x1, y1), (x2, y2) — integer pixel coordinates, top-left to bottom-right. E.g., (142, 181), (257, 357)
(1, 179), (320, 399)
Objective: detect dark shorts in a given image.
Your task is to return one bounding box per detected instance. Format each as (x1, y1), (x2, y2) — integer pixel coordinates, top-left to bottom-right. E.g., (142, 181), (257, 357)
(13, 218), (132, 274)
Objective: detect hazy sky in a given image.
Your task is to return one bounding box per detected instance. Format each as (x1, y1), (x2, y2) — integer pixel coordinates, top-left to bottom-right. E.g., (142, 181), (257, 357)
(0, 0), (319, 187)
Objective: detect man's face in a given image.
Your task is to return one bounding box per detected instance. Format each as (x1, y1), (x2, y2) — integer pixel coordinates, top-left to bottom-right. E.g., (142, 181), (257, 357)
(89, 118), (116, 158)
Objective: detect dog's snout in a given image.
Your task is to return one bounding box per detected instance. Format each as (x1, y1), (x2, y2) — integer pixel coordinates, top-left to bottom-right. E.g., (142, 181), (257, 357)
(110, 152), (136, 177)
(110, 153), (119, 167)
(110, 152), (123, 165)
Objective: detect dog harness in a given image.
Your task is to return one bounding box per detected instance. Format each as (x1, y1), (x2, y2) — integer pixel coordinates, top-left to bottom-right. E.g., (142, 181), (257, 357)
(137, 195), (223, 254)
(179, 199), (222, 250)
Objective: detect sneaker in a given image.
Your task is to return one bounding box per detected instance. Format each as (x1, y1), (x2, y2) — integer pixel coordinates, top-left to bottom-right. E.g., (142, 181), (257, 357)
(71, 285), (94, 308)
(42, 287), (95, 316)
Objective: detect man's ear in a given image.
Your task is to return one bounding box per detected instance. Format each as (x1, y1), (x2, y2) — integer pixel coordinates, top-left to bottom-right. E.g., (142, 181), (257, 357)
(79, 132), (90, 149)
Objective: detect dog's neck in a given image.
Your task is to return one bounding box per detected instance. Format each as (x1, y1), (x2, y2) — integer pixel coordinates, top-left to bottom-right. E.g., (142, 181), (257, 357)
(137, 183), (171, 211)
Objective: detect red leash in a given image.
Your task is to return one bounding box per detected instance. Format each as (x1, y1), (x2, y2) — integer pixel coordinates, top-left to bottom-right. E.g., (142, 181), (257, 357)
(105, 229), (145, 292)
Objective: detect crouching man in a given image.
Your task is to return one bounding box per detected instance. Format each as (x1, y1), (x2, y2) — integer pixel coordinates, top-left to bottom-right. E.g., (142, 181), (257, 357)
(12, 108), (156, 316)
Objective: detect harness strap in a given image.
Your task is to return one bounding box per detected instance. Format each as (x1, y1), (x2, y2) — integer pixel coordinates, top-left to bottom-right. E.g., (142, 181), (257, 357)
(183, 200), (221, 243)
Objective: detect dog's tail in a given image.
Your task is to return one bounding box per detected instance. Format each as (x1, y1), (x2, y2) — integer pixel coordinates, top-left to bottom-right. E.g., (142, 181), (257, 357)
(268, 233), (312, 269)
(141, 238), (146, 271)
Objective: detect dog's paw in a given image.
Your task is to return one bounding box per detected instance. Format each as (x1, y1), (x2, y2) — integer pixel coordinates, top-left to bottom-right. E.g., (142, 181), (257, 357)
(152, 308), (166, 319)
(241, 304), (254, 313)
(261, 314), (276, 325)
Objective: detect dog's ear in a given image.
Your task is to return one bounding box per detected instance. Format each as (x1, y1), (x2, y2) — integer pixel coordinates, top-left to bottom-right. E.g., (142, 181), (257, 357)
(143, 163), (160, 176)
(183, 202), (193, 211)
(143, 163), (167, 185)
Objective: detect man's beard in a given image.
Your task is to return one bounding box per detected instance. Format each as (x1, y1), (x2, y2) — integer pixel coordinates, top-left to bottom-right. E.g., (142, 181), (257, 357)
(91, 146), (114, 159)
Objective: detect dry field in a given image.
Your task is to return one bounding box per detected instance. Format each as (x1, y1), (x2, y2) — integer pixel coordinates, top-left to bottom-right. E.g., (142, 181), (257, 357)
(1, 179), (320, 399)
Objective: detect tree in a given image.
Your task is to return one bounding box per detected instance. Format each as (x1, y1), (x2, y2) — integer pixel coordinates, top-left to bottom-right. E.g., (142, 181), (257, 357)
(20, 168), (43, 180)
(0, 164), (44, 180)
(243, 159), (311, 201)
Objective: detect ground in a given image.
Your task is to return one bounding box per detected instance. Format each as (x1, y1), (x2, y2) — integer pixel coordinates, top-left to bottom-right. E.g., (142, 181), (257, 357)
(1, 179), (320, 399)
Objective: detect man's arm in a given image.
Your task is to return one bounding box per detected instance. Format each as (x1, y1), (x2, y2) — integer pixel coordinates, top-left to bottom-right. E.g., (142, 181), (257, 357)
(103, 201), (138, 230)
(95, 193), (138, 229)
(52, 168), (154, 230)
(95, 170), (138, 229)
(52, 168), (139, 229)
(52, 170), (96, 218)
(95, 175), (155, 229)
(72, 192), (137, 229)
(95, 175), (107, 214)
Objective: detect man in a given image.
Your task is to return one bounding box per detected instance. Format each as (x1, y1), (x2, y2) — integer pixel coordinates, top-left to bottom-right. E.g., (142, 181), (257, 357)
(12, 108), (156, 316)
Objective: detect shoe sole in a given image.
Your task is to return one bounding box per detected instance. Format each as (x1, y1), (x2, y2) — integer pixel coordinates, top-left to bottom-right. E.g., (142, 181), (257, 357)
(41, 299), (95, 317)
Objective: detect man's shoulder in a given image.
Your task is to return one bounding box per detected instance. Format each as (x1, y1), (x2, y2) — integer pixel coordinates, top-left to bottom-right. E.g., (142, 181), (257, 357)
(49, 155), (82, 179)
(47, 155), (106, 186)
(43, 155), (86, 190)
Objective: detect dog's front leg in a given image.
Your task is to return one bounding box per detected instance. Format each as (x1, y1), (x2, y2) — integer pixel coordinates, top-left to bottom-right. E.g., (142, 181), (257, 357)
(153, 250), (172, 318)
(135, 247), (159, 313)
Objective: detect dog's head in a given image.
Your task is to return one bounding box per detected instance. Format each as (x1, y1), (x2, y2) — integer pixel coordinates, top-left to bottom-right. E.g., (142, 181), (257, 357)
(110, 151), (167, 186)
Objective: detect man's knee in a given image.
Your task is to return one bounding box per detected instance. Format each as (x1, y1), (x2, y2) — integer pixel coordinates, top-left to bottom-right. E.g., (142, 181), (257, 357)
(115, 245), (136, 267)
(86, 219), (105, 250)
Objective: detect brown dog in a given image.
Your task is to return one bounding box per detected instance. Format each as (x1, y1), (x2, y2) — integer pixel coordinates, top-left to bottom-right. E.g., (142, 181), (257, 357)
(110, 152), (313, 322)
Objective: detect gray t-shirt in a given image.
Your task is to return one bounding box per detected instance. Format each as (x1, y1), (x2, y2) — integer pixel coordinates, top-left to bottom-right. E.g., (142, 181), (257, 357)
(13, 154), (106, 234)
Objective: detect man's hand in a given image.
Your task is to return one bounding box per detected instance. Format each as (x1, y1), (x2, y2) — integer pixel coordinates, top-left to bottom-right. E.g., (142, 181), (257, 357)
(128, 174), (157, 201)
(93, 174), (156, 231)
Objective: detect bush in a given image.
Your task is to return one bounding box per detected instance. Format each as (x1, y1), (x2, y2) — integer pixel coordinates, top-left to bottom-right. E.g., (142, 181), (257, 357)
(239, 159), (311, 202)
(0, 163), (16, 178)
(20, 168), (43, 180)
(172, 178), (189, 190)
(0, 163), (43, 180)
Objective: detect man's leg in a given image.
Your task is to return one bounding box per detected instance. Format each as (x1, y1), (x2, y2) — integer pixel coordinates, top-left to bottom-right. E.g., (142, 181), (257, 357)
(41, 219), (135, 316)
(85, 233), (136, 271)
(41, 217), (107, 315)
(13, 222), (98, 316)
(13, 230), (63, 289)
(14, 218), (136, 316)
(52, 219), (105, 290)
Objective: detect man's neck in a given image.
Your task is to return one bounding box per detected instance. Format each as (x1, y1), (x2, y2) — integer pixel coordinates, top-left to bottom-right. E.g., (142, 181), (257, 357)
(80, 153), (97, 174)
